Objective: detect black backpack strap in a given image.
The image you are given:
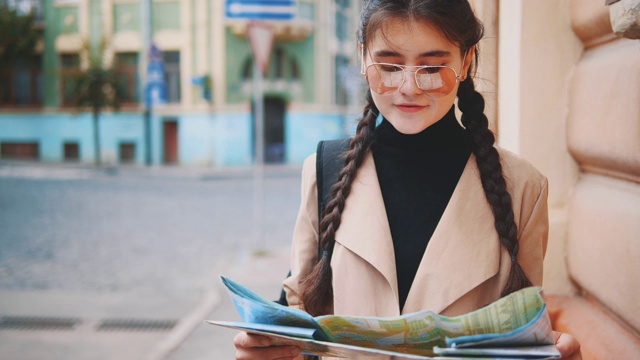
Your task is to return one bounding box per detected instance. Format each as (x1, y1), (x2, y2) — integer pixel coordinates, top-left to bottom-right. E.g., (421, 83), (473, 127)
(315, 139), (350, 260)
(276, 270), (291, 306)
(275, 139), (350, 307)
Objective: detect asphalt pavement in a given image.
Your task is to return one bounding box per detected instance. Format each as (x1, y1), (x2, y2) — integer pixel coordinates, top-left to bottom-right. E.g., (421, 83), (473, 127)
(0, 161), (299, 360)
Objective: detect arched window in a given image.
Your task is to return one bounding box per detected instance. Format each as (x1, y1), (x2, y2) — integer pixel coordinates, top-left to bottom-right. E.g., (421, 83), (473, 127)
(242, 57), (253, 80)
(274, 48), (285, 79)
(290, 57), (300, 80)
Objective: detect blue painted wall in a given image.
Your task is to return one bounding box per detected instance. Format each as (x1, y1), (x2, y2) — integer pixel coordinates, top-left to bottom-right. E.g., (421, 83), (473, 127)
(0, 111), (348, 167)
(286, 113), (347, 163)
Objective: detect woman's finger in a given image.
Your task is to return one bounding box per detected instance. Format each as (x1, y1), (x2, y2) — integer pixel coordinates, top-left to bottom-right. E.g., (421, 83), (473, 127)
(553, 331), (582, 360)
(234, 332), (301, 360)
(236, 345), (301, 360)
(234, 332), (271, 348)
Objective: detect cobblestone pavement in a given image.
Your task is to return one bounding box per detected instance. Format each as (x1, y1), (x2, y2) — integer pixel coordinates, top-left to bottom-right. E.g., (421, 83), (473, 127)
(0, 161), (302, 359)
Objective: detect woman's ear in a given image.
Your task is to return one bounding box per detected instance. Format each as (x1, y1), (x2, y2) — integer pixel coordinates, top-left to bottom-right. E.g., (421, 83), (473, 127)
(462, 45), (476, 79)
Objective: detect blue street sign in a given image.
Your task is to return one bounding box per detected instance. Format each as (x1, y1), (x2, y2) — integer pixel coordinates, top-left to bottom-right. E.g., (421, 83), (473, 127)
(225, 0), (296, 21)
(145, 43), (167, 107)
(191, 76), (205, 86)
(149, 43), (163, 62)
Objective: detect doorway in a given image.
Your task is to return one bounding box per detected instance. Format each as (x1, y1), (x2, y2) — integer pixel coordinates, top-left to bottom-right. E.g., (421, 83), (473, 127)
(253, 96), (286, 164)
(163, 120), (178, 164)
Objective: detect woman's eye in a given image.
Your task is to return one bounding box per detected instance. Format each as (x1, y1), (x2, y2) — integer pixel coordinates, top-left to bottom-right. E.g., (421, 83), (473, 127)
(418, 66), (439, 74)
(380, 65), (401, 72)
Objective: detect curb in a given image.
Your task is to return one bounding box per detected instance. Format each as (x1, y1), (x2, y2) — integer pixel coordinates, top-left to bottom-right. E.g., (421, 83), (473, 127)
(145, 285), (221, 360)
(0, 160), (302, 181)
(143, 247), (291, 360)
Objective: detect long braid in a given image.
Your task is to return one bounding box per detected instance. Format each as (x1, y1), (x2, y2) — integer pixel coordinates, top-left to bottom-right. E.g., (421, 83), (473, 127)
(299, 90), (379, 316)
(457, 77), (532, 296)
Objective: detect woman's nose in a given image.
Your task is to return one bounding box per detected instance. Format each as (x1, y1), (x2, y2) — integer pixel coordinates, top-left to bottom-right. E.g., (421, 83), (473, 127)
(399, 71), (423, 95)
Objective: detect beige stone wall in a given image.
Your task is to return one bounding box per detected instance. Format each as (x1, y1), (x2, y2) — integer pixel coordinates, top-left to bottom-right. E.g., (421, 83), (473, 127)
(496, 0), (583, 294)
(469, 0), (499, 132)
(566, 0), (640, 334)
(492, 0), (640, 333)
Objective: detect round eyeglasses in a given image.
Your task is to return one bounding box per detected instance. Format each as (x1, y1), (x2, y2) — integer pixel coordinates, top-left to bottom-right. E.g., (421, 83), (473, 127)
(362, 63), (462, 97)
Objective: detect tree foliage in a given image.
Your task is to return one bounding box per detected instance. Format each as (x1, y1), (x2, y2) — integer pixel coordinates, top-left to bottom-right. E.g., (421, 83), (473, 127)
(0, 4), (39, 68)
(71, 38), (125, 114)
(70, 40), (125, 165)
(71, 64), (124, 116)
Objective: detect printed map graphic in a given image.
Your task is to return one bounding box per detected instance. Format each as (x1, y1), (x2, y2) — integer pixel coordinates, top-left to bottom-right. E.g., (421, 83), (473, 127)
(210, 277), (559, 359)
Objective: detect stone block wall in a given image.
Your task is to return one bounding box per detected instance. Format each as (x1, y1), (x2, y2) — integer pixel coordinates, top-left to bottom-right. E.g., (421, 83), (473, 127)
(566, 0), (640, 335)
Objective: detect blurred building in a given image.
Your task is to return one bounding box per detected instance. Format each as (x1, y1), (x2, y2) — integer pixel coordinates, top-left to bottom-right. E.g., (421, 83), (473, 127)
(0, 0), (363, 166)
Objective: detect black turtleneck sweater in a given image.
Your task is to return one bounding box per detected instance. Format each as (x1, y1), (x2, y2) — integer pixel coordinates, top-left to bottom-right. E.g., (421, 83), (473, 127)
(372, 107), (472, 311)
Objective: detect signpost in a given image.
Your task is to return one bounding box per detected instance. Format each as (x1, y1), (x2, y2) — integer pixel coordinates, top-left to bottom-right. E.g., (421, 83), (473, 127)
(142, 43), (167, 166)
(140, 0), (168, 166)
(248, 23), (274, 251)
(224, 0), (296, 250)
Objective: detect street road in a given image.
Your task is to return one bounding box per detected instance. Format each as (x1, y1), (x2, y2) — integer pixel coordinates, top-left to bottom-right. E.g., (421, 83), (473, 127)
(0, 164), (300, 294)
(0, 163), (302, 359)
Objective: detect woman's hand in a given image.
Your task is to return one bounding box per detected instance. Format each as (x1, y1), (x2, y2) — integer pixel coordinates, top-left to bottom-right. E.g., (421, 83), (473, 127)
(553, 331), (581, 360)
(234, 332), (302, 360)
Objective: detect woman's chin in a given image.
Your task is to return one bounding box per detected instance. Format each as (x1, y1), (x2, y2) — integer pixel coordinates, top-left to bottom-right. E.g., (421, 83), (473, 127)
(387, 117), (438, 135)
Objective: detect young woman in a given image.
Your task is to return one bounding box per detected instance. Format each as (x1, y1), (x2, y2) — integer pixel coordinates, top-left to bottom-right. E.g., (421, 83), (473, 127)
(234, 0), (581, 359)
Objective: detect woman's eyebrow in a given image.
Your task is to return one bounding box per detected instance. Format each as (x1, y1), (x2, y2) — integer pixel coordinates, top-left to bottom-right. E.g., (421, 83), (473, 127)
(372, 50), (403, 57)
(372, 49), (452, 58)
(418, 50), (452, 58)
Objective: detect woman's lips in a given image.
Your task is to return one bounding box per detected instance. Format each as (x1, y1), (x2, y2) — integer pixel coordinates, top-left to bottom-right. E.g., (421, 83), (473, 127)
(395, 104), (426, 113)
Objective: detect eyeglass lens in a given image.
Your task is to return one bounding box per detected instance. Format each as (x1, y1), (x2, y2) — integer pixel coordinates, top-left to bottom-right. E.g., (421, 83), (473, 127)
(366, 64), (457, 96)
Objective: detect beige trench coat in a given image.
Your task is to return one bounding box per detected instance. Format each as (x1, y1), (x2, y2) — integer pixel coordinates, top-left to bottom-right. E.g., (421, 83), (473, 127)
(282, 147), (549, 353)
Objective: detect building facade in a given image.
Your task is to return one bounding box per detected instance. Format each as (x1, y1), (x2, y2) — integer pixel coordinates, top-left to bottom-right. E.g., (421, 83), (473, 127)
(0, 0), (363, 166)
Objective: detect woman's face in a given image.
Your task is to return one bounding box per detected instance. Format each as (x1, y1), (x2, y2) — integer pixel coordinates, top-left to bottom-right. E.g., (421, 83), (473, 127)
(363, 18), (472, 134)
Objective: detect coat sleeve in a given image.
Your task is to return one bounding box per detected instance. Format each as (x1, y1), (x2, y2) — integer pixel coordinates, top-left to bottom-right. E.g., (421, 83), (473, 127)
(514, 172), (549, 287)
(282, 154), (320, 310)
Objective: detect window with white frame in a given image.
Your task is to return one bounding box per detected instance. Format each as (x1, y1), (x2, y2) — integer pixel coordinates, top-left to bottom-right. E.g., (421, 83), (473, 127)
(164, 51), (181, 103)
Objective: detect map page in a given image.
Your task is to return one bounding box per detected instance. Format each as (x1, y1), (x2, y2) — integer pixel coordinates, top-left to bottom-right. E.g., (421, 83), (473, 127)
(210, 276), (560, 359)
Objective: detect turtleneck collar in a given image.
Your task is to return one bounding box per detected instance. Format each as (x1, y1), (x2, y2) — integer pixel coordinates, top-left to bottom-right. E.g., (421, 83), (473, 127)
(374, 106), (469, 152)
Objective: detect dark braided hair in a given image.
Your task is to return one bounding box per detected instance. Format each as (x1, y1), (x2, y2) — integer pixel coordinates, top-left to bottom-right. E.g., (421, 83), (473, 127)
(457, 77), (533, 296)
(300, 0), (531, 316)
(299, 91), (378, 315)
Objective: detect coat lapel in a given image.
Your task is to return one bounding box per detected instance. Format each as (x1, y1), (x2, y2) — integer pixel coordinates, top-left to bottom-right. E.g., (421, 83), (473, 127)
(333, 153), (502, 315)
(334, 153), (399, 302)
(403, 154), (501, 314)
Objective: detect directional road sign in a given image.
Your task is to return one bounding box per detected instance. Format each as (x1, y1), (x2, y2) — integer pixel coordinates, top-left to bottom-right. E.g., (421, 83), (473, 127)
(145, 43), (167, 107)
(225, 0), (297, 21)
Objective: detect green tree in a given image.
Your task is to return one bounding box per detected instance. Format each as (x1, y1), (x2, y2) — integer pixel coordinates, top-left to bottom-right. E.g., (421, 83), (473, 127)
(0, 4), (40, 102)
(71, 43), (124, 166)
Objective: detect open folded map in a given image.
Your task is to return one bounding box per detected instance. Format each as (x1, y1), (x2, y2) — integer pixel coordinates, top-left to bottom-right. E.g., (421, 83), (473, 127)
(207, 276), (561, 359)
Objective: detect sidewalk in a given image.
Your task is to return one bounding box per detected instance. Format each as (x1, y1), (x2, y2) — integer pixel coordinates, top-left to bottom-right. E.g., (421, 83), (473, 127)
(0, 246), (291, 360)
(161, 246), (292, 360)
